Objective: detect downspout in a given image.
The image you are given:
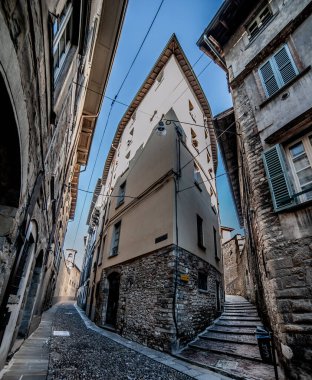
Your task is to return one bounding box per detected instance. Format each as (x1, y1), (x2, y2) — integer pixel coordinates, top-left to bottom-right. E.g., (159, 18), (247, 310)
(203, 34), (227, 70)
(172, 126), (182, 351)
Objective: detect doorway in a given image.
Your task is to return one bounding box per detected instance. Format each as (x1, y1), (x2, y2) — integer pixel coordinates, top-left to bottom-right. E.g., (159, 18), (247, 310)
(105, 272), (120, 327)
(18, 251), (43, 338)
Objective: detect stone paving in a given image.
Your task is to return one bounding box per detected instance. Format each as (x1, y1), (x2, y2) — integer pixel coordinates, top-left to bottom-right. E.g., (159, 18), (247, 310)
(1, 302), (230, 380)
(0, 306), (56, 380)
(176, 296), (276, 380)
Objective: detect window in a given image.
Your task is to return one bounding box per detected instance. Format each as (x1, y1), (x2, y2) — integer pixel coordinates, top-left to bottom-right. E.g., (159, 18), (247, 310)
(53, 1), (73, 81)
(197, 215), (205, 249)
(125, 151), (130, 159)
(262, 132), (312, 211)
(198, 272), (208, 291)
(110, 221), (121, 256)
(247, 3), (273, 39)
(117, 181), (126, 207)
(129, 128), (134, 136)
(287, 135), (312, 202)
(259, 45), (298, 97)
(194, 163), (201, 183)
(189, 100), (194, 112)
(213, 227), (219, 260)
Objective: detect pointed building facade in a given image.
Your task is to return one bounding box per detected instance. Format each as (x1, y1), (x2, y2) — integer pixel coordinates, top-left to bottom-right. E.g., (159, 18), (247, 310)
(80, 35), (224, 352)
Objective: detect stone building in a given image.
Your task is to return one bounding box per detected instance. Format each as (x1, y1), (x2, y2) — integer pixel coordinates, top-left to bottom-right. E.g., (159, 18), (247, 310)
(53, 249), (81, 303)
(0, 0), (127, 369)
(198, 0), (312, 378)
(79, 35), (224, 353)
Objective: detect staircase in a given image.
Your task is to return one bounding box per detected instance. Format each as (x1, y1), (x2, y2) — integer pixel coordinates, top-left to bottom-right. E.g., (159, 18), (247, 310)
(176, 296), (276, 379)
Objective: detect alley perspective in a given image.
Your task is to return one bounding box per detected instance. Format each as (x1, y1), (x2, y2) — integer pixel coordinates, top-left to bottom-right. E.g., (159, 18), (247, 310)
(0, 1), (311, 379)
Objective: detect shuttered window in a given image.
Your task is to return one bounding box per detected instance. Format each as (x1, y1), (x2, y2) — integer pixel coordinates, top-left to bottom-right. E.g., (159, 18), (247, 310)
(262, 145), (294, 210)
(259, 45), (298, 97)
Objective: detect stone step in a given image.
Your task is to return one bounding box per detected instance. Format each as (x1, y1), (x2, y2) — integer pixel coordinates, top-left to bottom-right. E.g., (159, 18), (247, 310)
(200, 331), (257, 345)
(215, 320), (262, 327)
(175, 348), (275, 380)
(220, 316), (261, 321)
(222, 313), (259, 317)
(207, 326), (257, 335)
(189, 338), (262, 361)
(224, 306), (257, 310)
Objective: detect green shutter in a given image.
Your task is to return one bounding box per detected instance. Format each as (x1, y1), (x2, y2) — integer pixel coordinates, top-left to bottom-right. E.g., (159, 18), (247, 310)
(262, 145), (293, 210)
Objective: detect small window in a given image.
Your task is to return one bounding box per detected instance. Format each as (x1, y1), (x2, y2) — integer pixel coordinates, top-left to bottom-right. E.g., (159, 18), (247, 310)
(198, 272), (208, 291)
(259, 45), (298, 97)
(117, 181), (126, 206)
(156, 70), (164, 83)
(213, 227), (219, 260)
(131, 111), (137, 122)
(247, 3), (273, 39)
(197, 214), (205, 249)
(125, 151), (130, 159)
(129, 128), (134, 136)
(191, 128), (197, 138)
(110, 221), (121, 256)
(53, 1), (73, 81)
(194, 163), (201, 183)
(205, 129), (208, 139)
(189, 100), (194, 112)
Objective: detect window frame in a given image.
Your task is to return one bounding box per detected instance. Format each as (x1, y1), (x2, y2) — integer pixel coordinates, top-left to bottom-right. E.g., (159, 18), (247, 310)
(259, 44), (299, 98)
(285, 133), (312, 203)
(110, 221), (121, 257)
(246, 3), (273, 40)
(116, 181), (126, 207)
(198, 271), (208, 291)
(53, 2), (74, 82)
(196, 214), (205, 250)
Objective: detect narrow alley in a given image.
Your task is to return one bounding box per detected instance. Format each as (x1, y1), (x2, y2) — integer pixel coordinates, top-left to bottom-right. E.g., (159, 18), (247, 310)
(0, 303), (230, 380)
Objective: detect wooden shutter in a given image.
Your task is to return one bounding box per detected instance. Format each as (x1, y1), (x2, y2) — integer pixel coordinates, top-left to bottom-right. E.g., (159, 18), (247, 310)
(259, 61), (279, 97)
(273, 46), (298, 85)
(262, 145), (293, 210)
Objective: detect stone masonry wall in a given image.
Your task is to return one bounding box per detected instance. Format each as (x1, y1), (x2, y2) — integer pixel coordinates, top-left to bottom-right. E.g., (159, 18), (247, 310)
(96, 245), (222, 353)
(222, 236), (255, 302)
(232, 82), (312, 379)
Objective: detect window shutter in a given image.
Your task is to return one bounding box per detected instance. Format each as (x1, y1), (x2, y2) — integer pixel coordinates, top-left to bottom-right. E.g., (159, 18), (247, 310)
(273, 46), (298, 85)
(259, 61), (279, 97)
(262, 145), (293, 210)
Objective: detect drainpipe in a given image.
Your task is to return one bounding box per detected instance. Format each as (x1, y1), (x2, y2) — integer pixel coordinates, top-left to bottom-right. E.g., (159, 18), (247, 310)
(172, 126), (182, 351)
(203, 34), (227, 70)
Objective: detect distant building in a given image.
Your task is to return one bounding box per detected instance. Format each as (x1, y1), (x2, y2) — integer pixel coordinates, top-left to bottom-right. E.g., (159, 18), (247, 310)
(79, 35), (224, 352)
(53, 249), (81, 303)
(198, 0), (312, 377)
(0, 0), (127, 369)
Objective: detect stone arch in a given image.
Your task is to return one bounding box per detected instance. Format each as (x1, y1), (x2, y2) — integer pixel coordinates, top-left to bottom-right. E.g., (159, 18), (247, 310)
(0, 10), (30, 217)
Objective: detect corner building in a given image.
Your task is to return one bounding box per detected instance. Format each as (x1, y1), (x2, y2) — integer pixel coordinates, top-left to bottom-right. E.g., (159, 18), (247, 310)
(198, 0), (312, 378)
(82, 35), (224, 352)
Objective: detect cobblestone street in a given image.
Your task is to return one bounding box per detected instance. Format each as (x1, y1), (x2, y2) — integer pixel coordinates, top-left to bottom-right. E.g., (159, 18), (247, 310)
(0, 303), (230, 380)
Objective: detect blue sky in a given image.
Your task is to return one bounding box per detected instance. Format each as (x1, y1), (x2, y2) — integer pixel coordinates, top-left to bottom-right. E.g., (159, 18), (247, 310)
(64, 0), (241, 268)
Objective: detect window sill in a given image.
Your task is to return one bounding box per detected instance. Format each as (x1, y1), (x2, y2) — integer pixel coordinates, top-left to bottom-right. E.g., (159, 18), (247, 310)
(276, 198), (312, 213)
(108, 253), (118, 258)
(259, 66), (311, 109)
